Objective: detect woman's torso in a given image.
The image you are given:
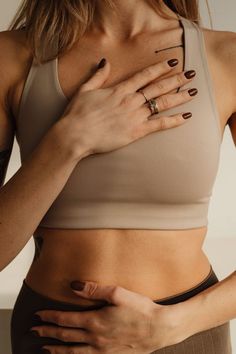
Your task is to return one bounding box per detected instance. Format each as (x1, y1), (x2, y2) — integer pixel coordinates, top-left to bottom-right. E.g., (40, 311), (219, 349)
(8, 16), (232, 306)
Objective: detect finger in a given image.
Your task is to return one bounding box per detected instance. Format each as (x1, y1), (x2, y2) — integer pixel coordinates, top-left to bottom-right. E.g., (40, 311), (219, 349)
(139, 87), (197, 120)
(139, 70), (196, 103)
(71, 281), (144, 306)
(153, 87), (198, 112)
(42, 344), (93, 354)
(79, 59), (111, 93)
(31, 325), (91, 343)
(36, 310), (87, 328)
(143, 112), (190, 134)
(114, 58), (178, 95)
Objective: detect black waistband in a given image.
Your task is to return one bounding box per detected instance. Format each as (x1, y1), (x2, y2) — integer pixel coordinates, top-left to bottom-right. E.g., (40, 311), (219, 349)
(153, 264), (219, 305)
(20, 265), (219, 309)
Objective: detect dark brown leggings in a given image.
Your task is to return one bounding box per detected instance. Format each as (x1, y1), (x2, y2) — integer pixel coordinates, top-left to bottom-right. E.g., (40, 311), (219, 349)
(11, 265), (232, 354)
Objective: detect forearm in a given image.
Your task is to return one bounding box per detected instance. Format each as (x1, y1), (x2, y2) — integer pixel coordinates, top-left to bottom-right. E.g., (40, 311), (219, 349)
(174, 270), (236, 340)
(0, 119), (87, 270)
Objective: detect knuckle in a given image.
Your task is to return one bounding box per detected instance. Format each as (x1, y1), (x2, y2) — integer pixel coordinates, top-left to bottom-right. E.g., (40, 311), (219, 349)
(155, 81), (165, 92)
(177, 73), (184, 86)
(159, 117), (168, 130)
(67, 349), (76, 354)
(89, 316), (100, 330)
(143, 66), (153, 77)
(54, 313), (64, 325)
(158, 94), (169, 109)
(112, 84), (124, 96)
(172, 115), (181, 126)
(57, 328), (69, 341)
(86, 282), (99, 296)
(93, 335), (106, 347)
(107, 286), (121, 303)
(120, 94), (134, 107)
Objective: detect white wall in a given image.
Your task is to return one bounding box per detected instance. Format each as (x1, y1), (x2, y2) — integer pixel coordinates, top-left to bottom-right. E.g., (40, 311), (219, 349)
(0, 0), (235, 352)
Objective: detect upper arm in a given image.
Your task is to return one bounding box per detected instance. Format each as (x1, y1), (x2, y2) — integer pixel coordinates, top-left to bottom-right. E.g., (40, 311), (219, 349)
(0, 31), (18, 187)
(217, 31), (236, 146)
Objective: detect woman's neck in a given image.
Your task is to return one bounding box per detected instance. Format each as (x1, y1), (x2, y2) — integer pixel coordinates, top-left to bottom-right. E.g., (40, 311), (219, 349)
(91, 0), (176, 41)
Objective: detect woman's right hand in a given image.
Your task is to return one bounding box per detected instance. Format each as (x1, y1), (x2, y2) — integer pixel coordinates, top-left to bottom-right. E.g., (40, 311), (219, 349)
(59, 58), (197, 160)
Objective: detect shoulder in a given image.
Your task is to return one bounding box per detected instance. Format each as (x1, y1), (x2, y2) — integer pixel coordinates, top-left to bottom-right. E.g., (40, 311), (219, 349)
(201, 27), (236, 144)
(0, 29), (31, 78)
(0, 29), (33, 117)
(202, 27), (236, 113)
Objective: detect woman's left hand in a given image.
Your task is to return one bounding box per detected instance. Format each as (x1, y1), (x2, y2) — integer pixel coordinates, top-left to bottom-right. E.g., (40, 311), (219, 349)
(31, 281), (184, 353)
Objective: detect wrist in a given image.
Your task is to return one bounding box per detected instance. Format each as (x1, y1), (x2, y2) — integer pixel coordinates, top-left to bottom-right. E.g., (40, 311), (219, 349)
(151, 302), (190, 348)
(164, 299), (199, 342)
(50, 117), (91, 163)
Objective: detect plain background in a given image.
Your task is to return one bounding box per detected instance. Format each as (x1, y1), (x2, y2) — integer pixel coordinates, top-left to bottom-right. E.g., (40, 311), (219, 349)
(0, 0), (235, 353)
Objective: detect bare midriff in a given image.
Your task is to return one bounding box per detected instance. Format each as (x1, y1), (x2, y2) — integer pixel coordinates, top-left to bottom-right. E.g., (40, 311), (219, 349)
(25, 227), (211, 306)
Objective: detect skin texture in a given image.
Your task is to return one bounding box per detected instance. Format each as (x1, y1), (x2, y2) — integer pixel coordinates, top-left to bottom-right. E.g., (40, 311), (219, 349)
(0, 0), (236, 352)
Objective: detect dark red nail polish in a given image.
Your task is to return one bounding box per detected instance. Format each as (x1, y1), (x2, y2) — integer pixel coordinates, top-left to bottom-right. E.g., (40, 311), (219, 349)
(167, 58), (178, 67)
(97, 58), (106, 69)
(182, 112), (192, 119)
(188, 88), (198, 96)
(70, 281), (85, 291)
(184, 70), (196, 79)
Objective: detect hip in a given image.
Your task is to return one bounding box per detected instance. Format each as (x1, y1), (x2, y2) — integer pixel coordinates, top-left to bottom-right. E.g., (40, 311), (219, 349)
(11, 266), (232, 354)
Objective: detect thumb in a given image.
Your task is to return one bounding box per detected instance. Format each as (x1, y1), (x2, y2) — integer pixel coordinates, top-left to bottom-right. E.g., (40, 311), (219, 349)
(79, 58), (110, 92)
(70, 280), (135, 306)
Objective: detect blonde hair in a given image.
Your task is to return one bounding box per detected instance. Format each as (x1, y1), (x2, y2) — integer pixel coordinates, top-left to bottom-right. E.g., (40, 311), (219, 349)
(8, 0), (211, 64)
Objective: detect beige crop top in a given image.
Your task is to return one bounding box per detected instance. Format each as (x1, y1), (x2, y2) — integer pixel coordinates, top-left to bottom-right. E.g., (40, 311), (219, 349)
(15, 16), (223, 230)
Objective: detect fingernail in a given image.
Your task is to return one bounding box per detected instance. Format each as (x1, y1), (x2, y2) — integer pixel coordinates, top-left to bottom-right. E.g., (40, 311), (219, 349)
(184, 70), (196, 79)
(30, 330), (40, 337)
(182, 112), (192, 119)
(167, 58), (179, 67)
(188, 88), (198, 96)
(70, 281), (86, 291)
(97, 58), (106, 69)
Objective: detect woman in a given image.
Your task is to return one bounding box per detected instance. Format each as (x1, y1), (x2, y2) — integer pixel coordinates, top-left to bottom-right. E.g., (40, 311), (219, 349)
(0, 0), (235, 353)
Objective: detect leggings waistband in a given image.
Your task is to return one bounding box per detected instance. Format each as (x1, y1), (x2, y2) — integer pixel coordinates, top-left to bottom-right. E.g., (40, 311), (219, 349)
(20, 264), (219, 309)
(153, 264), (219, 305)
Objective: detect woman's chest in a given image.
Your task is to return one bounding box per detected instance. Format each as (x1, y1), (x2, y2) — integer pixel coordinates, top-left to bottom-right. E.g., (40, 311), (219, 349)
(12, 27), (230, 141)
(56, 30), (186, 99)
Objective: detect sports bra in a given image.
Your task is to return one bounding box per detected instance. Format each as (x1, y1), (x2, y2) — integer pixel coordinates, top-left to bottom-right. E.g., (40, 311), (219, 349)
(15, 15), (223, 230)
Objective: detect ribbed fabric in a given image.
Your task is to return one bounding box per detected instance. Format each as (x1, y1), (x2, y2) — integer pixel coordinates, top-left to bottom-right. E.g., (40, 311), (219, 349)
(10, 266), (232, 354)
(14, 15), (222, 230)
(150, 322), (232, 354)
